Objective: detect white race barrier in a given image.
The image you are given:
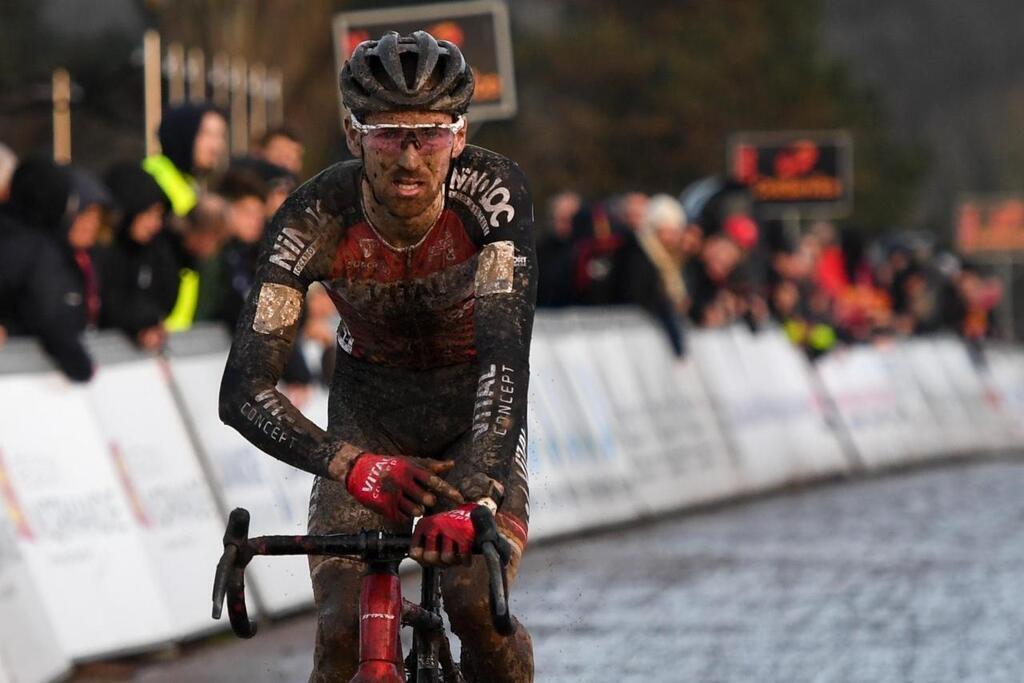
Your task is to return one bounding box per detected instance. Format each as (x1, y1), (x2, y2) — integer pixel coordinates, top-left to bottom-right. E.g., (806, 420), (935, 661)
(577, 311), (740, 512)
(899, 339), (978, 456)
(983, 346), (1024, 445)
(690, 327), (812, 491)
(932, 337), (1015, 452)
(0, 515), (70, 683)
(2, 311), (1023, 666)
(85, 334), (227, 639)
(164, 326), (314, 616)
(530, 321), (640, 529)
(0, 344), (175, 660)
(816, 345), (913, 468)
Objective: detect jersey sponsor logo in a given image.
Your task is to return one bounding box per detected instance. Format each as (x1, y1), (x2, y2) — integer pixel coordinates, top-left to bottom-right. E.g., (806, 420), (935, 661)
(269, 201), (327, 275)
(449, 167), (515, 233)
(473, 363), (516, 439)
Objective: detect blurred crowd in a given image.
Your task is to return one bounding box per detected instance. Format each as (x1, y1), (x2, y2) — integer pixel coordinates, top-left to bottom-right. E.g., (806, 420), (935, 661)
(0, 109), (1006, 384)
(0, 104), (337, 394)
(535, 183), (1004, 358)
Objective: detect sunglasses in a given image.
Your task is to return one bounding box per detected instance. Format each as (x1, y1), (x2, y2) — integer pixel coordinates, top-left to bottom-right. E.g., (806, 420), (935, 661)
(350, 115), (466, 153)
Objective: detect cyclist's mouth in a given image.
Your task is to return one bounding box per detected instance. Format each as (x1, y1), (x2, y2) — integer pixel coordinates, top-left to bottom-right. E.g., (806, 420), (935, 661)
(392, 178), (425, 198)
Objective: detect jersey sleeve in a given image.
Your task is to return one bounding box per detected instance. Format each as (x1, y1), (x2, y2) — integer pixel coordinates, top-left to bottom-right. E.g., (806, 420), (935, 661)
(218, 189), (360, 479)
(453, 156), (537, 507)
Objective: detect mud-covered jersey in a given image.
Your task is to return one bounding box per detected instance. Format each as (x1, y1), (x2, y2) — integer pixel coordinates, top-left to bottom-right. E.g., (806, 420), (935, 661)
(219, 145), (536, 500)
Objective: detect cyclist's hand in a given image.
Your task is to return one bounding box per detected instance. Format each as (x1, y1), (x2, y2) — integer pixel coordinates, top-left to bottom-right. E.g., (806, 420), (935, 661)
(345, 454), (464, 524)
(409, 504), (478, 567)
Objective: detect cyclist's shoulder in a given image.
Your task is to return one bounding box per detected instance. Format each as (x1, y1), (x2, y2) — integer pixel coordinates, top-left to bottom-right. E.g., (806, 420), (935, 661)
(448, 146), (531, 237)
(284, 159), (363, 217)
(453, 144), (527, 185)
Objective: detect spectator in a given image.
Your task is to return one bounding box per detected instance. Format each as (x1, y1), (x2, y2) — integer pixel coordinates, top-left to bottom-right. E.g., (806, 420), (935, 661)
(143, 103), (228, 216)
(536, 190), (580, 307)
(253, 126), (304, 177)
(0, 143), (17, 204)
(229, 156), (297, 218)
(165, 193), (230, 330)
(612, 194), (689, 355)
(0, 158), (101, 381)
(98, 163), (178, 350)
(216, 168), (269, 329)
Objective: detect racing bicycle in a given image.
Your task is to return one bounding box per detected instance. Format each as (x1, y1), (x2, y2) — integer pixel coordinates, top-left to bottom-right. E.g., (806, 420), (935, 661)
(212, 506), (513, 682)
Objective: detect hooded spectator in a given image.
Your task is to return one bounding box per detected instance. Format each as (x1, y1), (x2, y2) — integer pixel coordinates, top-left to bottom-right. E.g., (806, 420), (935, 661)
(97, 163), (179, 350)
(0, 143), (16, 204)
(0, 158), (99, 381)
(143, 103), (227, 216)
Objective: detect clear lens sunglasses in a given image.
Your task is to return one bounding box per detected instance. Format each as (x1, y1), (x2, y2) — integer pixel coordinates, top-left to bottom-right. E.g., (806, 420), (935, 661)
(351, 115), (466, 153)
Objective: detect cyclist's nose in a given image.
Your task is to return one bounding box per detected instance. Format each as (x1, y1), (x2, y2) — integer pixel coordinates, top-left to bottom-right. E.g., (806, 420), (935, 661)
(396, 140), (424, 169)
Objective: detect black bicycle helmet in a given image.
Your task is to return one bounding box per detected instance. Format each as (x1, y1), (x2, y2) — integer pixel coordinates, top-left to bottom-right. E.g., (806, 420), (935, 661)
(340, 30), (475, 117)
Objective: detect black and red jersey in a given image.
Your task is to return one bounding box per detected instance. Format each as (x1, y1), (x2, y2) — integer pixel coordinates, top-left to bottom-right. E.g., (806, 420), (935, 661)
(219, 145), (536, 502)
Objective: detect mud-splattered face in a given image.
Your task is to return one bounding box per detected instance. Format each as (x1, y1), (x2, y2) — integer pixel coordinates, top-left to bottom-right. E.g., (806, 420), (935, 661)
(346, 111), (466, 219)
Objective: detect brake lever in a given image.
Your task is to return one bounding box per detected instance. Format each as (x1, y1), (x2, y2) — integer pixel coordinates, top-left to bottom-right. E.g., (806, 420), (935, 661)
(211, 508), (258, 638)
(470, 506), (514, 636)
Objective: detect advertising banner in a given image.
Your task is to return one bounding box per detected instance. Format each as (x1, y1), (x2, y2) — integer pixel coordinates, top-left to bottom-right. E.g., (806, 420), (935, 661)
(0, 515), (70, 683)
(529, 321), (639, 527)
(164, 328), (314, 615)
(85, 341), (228, 639)
(955, 194), (1024, 254)
(0, 372), (174, 659)
(727, 130), (853, 218)
(333, 0), (516, 123)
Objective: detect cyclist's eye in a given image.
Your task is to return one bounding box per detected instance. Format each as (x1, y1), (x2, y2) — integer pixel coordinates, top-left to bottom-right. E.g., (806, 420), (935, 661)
(420, 128), (445, 140)
(375, 129), (406, 141)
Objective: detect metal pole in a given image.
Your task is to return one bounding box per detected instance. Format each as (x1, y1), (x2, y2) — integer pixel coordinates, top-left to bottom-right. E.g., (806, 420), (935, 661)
(230, 58), (249, 155)
(51, 68), (72, 164)
(267, 67), (284, 127)
(143, 30), (162, 157)
(167, 42), (186, 105)
(211, 52), (230, 109)
(187, 47), (206, 103)
(249, 63), (267, 143)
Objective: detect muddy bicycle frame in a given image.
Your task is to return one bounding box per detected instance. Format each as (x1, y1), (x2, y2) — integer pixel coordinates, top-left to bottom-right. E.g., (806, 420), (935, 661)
(212, 507), (513, 683)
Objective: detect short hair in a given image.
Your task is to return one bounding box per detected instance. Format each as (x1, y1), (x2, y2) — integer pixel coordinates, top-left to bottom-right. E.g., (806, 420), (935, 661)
(218, 168), (268, 202)
(258, 126), (301, 148)
(186, 193), (228, 236)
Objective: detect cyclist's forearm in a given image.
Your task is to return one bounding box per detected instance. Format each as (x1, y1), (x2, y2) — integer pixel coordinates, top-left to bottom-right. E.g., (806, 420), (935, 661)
(218, 291), (358, 480)
(471, 292), (535, 497)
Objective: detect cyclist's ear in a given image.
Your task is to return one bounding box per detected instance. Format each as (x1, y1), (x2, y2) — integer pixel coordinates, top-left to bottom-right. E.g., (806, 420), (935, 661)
(452, 116), (468, 158)
(343, 115), (362, 157)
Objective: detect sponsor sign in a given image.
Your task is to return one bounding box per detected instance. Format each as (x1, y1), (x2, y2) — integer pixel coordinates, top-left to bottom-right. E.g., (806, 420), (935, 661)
(727, 130), (853, 217)
(955, 194), (1024, 254)
(333, 0), (516, 123)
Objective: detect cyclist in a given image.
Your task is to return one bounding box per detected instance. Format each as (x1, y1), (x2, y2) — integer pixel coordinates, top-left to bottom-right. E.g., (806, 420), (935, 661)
(219, 31), (535, 682)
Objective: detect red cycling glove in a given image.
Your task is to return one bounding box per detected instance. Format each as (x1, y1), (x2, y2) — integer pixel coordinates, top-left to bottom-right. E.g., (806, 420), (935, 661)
(345, 453), (462, 523)
(411, 504), (479, 564)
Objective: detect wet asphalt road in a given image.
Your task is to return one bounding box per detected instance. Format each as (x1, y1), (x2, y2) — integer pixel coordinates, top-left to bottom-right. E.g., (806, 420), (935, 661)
(89, 455), (1024, 682)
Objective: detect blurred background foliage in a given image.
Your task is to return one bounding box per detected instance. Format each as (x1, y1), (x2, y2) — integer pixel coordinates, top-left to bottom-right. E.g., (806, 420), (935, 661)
(3, 0), (1024, 237)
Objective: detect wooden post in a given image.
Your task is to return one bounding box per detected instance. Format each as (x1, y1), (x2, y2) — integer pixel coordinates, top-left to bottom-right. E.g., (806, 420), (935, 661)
(267, 67), (284, 127)
(249, 63), (267, 143)
(230, 58), (249, 155)
(211, 52), (230, 109)
(167, 42), (186, 105)
(52, 68), (72, 164)
(187, 47), (206, 103)
(143, 30), (162, 157)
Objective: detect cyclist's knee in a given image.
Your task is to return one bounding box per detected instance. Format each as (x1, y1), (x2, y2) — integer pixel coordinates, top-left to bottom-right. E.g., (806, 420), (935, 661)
(310, 557), (363, 679)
